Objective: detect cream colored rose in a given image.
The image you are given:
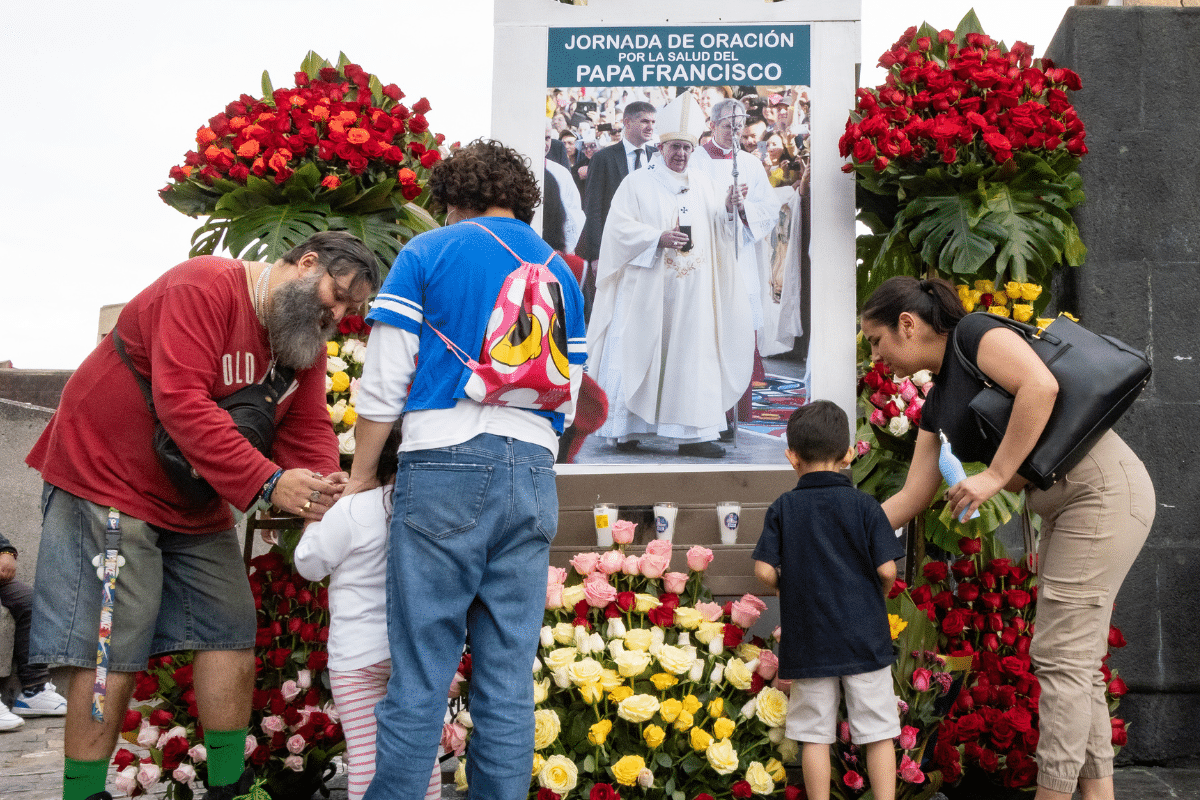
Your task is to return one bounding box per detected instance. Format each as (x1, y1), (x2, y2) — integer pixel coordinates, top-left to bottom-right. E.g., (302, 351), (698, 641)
(736, 643), (762, 662)
(561, 583), (586, 609)
(531, 753), (544, 777)
(454, 760), (468, 791)
(706, 738), (740, 775)
(533, 677), (550, 704)
(533, 709), (561, 750)
(746, 761), (775, 794)
(538, 754), (578, 795)
(634, 593), (660, 612)
(599, 669), (623, 690)
(673, 606), (703, 630)
(544, 647), (578, 671)
(713, 717), (736, 740)
(613, 649), (653, 678)
(617, 694), (660, 724)
(656, 644), (694, 675)
(755, 686), (789, 728)
(624, 628), (653, 651)
(552, 622), (576, 644)
(725, 658), (754, 691)
(568, 657), (604, 686)
(694, 621), (725, 645)
(777, 737), (800, 764)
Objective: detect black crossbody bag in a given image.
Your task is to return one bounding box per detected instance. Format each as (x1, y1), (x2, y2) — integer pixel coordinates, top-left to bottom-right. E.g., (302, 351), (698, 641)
(112, 330), (294, 507)
(954, 314), (1151, 491)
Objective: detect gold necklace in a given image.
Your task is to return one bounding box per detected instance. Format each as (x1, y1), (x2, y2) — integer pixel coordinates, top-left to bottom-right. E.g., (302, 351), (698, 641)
(254, 263), (273, 325)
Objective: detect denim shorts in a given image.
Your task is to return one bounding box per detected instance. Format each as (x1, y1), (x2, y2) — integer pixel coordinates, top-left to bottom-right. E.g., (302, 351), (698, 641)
(786, 665), (901, 745)
(29, 484), (256, 672)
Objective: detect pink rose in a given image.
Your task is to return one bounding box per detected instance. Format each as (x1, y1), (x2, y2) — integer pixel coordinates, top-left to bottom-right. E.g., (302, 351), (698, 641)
(772, 677), (792, 695)
(870, 408), (886, 426)
(583, 572), (618, 607)
(855, 440), (872, 457)
(296, 669), (313, 689)
(663, 572), (689, 594)
(612, 520), (637, 544)
(756, 650), (779, 680)
(838, 721), (852, 743)
(114, 766), (139, 797)
(284, 755), (304, 772)
(137, 761), (161, 789)
(645, 538), (673, 559)
(571, 552), (600, 575)
(447, 671), (466, 699)
(262, 715), (286, 734)
(912, 668), (932, 692)
(899, 379), (918, 402)
(695, 601), (724, 622)
(599, 550), (626, 575)
(639, 552), (670, 579)
(281, 680), (301, 702)
(287, 734), (306, 754)
(441, 721), (468, 756)
(686, 546), (714, 572)
(136, 723), (158, 749)
(546, 581), (563, 610)
(899, 754), (925, 783)
(897, 725), (919, 750)
(172, 764), (197, 784)
(623, 555), (641, 575)
(188, 744), (207, 763)
(905, 398), (923, 422)
(730, 594), (766, 627)
(244, 734), (258, 757)
(844, 771), (865, 791)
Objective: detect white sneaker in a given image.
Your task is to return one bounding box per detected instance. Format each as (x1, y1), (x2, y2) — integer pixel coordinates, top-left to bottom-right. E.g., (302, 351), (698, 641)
(0, 699), (25, 731)
(13, 682), (68, 716)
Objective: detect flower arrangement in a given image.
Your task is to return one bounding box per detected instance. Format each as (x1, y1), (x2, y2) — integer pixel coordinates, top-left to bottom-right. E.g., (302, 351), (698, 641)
(116, 536), (342, 799)
(159, 51), (444, 270)
(454, 525), (799, 800)
(325, 314), (369, 463)
(846, 12), (1087, 307)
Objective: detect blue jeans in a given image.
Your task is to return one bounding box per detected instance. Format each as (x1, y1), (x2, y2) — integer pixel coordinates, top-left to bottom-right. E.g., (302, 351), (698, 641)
(364, 434), (558, 800)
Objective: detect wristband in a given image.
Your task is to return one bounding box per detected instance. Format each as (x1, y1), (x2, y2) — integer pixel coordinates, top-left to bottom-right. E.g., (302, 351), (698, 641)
(259, 469), (284, 508)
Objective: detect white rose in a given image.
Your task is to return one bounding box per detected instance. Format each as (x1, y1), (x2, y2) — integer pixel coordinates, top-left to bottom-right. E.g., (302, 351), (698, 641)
(552, 622), (576, 645)
(329, 401), (347, 424)
(912, 369), (932, 386)
(337, 429), (355, 456)
(540, 626), (554, 648)
(689, 659), (705, 682)
(606, 618), (627, 639)
(455, 710), (473, 728)
(887, 414), (911, 436)
(326, 355), (348, 374)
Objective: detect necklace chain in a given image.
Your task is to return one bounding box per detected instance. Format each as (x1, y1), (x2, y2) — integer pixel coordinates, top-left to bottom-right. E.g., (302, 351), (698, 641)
(254, 263), (273, 325)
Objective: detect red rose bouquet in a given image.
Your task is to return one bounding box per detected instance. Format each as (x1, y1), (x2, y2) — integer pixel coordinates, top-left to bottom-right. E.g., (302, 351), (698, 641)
(159, 51), (444, 272)
(847, 12), (1087, 307)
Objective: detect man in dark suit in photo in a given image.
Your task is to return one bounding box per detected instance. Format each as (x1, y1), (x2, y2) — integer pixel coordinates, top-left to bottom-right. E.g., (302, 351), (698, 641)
(575, 100), (657, 318)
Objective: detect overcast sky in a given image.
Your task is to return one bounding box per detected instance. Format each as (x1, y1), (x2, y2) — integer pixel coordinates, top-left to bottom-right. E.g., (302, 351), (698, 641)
(3, 0), (1074, 369)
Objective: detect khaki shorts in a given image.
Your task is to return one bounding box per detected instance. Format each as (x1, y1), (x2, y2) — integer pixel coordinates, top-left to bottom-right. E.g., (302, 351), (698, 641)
(29, 484), (256, 672)
(785, 665), (901, 745)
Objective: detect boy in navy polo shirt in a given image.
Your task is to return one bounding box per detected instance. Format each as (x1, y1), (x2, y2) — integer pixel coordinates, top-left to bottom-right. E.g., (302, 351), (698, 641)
(753, 401), (903, 800)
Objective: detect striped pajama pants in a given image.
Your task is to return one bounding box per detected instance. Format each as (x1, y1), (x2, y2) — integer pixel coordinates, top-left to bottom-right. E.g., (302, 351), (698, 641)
(330, 660), (442, 800)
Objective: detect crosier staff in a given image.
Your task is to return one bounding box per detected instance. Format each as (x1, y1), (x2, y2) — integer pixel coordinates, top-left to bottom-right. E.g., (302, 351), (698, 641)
(715, 106), (748, 260)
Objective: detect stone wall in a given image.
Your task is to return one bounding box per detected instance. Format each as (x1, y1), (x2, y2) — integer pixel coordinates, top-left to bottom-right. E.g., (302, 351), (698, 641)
(1047, 6), (1200, 765)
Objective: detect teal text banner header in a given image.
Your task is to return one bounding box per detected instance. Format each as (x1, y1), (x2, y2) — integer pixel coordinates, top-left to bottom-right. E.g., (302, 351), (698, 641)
(548, 25), (811, 87)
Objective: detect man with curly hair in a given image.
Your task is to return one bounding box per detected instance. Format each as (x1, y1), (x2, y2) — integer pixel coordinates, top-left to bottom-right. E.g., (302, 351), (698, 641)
(346, 139), (587, 800)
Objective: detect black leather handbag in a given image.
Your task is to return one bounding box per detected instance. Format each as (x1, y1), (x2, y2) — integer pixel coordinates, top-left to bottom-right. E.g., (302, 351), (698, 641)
(954, 314), (1151, 491)
(113, 331), (294, 507)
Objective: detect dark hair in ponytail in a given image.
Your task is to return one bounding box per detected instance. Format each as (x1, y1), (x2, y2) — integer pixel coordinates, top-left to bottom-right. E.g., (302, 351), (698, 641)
(861, 276), (965, 335)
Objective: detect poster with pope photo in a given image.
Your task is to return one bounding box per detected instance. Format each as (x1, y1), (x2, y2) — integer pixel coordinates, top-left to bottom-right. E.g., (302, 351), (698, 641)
(494, 1), (859, 471)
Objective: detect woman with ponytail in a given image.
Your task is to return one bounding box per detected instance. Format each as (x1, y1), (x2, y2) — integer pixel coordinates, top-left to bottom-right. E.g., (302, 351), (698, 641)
(860, 276), (1153, 800)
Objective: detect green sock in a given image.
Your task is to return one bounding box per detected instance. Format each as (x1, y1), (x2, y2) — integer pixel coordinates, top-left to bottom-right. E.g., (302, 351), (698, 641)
(204, 727), (249, 787)
(63, 757), (109, 800)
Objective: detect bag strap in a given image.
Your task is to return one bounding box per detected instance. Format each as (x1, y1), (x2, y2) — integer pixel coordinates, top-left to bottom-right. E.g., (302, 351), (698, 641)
(951, 314), (1061, 393)
(463, 219), (557, 268)
(426, 321), (481, 372)
(112, 329), (158, 418)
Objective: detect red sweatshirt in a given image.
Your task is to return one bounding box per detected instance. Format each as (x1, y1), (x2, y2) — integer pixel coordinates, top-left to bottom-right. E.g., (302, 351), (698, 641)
(28, 256), (339, 533)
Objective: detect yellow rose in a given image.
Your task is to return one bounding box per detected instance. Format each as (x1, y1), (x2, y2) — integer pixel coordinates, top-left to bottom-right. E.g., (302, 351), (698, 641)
(545, 647), (578, 671)
(341, 406), (357, 427)
(746, 761), (775, 794)
(613, 649), (652, 678)
(643, 724), (666, 749)
(588, 719), (613, 746)
(634, 593), (660, 613)
(1012, 303), (1034, 322)
(736, 643), (762, 662)
(1036, 317), (1056, 329)
(888, 614), (908, 640)
(672, 709), (694, 732)
(650, 672), (678, 690)
(988, 305), (1011, 318)
(755, 686), (789, 728)
(725, 658), (754, 690)
(714, 717), (736, 740)
(552, 622), (576, 644)
(656, 644), (694, 675)
(617, 694), (660, 724)
(568, 657), (604, 686)
(612, 755), (646, 787)
(707, 697), (724, 719)
(579, 682), (604, 704)
(329, 371), (350, 393)
(766, 758), (787, 783)
(538, 754), (578, 795)
(532, 753), (544, 777)
(561, 584), (586, 609)
(673, 606), (703, 629)
(608, 685), (634, 704)
(533, 677), (550, 704)
(1061, 311), (1079, 321)
(694, 621), (725, 645)
(690, 727), (714, 751)
(624, 628), (653, 651)
(973, 280), (993, 293)
(658, 698), (682, 723)
(1005, 280), (1022, 299)
(990, 291), (1008, 306)
(681, 694), (702, 715)
(706, 738), (740, 775)
(961, 298), (977, 313)
(957, 284), (971, 300)
(533, 709), (561, 750)
(1020, 282), (1043, 302)
(455, 759), (468, 791)
(327, 341), (340, 357)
